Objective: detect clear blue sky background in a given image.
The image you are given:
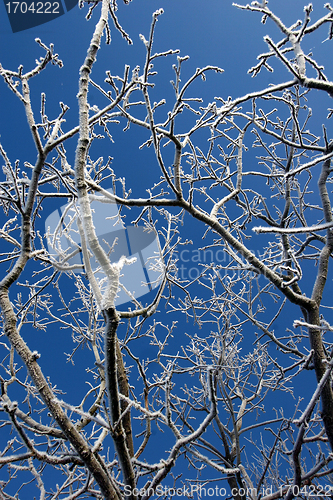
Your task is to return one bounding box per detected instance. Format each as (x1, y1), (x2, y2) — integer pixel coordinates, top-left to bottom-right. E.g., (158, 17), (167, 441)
(1, 0), (332, 195)
(1, 0), (333, 494)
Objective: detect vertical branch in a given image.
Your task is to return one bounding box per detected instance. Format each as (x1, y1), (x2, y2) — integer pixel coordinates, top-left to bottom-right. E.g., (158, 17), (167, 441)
(173, 141), (183, 198)
(0, 75), (46, 291)
(214, 415), (244, 500)
(75, 0), (116, 285)
(210, 130), (245, 219)
(311, 158), (333, 307)
(116, 340), (134, 458)
(74, 0), (136, 493)
(79, 209), (134, 457)
(104, 308), (136, 498)
(21, 77), (43, 156)
(307, 157), (333, 450)
(141, 9), (182, 199)
(279, 123), (305, 298)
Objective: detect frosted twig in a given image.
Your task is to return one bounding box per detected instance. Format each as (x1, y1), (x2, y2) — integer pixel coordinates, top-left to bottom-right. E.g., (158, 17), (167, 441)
(293, 319), (333, 332)
(293, 358), (333, 426)
(53, 398), (110, 430)
(253, 221), (333, 234)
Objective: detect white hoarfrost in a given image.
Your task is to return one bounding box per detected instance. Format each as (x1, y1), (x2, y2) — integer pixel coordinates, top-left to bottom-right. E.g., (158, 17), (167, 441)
(101, 255), (137, 310)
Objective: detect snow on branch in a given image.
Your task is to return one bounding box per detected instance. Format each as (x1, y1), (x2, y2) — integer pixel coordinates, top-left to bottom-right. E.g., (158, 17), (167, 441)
(294, 319), (333, 332)
(101, 255), (136, 310)
(253, 221), (333, 234)
(54, 398), (110, 429)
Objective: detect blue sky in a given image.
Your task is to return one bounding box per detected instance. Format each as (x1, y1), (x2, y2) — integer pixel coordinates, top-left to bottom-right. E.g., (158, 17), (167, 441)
(1, 0), (332, 187)
(1, 0), (333, 496)
(0, 0), (331, 411)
